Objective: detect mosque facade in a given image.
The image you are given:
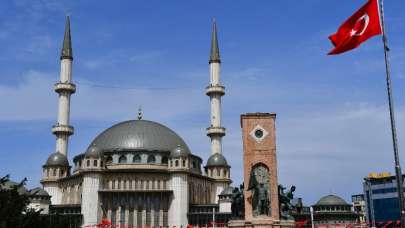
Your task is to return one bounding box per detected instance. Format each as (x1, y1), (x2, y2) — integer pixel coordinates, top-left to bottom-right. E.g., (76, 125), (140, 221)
(40, 16), (232, 227)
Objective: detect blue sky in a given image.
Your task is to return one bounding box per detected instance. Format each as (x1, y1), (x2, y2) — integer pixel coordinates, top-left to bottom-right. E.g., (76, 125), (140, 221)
(1, 0), (405, 205)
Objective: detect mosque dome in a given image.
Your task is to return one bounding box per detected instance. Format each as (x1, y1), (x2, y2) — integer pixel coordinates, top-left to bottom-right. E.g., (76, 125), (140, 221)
(88, 120), (191, 154)
(170, 145), (189, 158)
(315, 195), (349, 206)
(29, 187), (50, 197)
(45, 152), (69, 166)
(219, 186), (235, 196)
(85, 145), (103, 158)
(206, 153), (229, 167)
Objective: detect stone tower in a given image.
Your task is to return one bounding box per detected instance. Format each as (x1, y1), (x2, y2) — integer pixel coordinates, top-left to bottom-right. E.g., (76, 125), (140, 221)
(242, 113), (279, 224)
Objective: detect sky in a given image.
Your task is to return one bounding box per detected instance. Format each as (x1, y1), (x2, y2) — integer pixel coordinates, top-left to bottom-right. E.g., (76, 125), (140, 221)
(1, 0), (405, 205)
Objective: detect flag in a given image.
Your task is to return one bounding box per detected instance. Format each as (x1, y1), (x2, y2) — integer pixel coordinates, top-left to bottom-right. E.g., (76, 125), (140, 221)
(328, 0), (382, 55)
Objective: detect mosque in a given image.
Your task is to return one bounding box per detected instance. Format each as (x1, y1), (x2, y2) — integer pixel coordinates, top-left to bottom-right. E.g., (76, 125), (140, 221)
(40, 17), (233, 227)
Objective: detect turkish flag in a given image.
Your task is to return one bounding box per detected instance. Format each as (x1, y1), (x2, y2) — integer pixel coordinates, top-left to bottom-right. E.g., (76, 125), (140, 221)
(328, 0), (382, 55)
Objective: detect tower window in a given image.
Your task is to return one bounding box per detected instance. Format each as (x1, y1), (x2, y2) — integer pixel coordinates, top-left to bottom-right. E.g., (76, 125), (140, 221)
(161, 156), (168, 164)
(119, 155), (127, 164)
(147, 155), (156, 164)
(87, 160), (90, 167)
(94, 160), (98, 167)
(106, 156), (113, 164)
(183, 160), (186, 167)
(133, 155), (141, 163)
(175, 160), (179, 167)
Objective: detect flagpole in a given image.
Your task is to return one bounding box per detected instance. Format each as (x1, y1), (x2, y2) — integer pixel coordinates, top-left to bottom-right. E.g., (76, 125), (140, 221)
(378, 0), (405, 225)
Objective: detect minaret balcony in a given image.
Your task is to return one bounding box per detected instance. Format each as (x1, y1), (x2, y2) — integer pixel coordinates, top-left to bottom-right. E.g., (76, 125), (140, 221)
(205, 85), (225, 96)
(54, 82), (76, 94)
(206, 127), (226, 137)
(52, 124), (74, 136)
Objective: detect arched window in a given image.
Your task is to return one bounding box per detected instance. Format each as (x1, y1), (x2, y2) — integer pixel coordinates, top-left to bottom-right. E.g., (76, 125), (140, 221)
(223, 169), (227, 177)
(147, 155), (156, 164)
(79, 161), (82, 167)
(119, 155), (127, 164)
(192, 161), (196, 168)
(60, 170), (64, 176)
(175, 160), (179, 167)
(87, 160), (90, 167)
(106, 156), (113, 164)
(182, 160), (186, 167)
(161, 156), (168, 164)
(133, 155), (141, 163)
(53, 169), (56, 176)
(94, 160), (98, 167)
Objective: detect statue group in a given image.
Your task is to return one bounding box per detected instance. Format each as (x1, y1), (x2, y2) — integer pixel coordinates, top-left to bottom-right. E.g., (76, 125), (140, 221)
(231, 184), (245, 219)
(231, 165), (297, 221)
(278, 185), (296, 220)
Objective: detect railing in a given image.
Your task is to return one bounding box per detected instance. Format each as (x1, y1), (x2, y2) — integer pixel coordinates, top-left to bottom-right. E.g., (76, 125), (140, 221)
(83, 220), (403, 228)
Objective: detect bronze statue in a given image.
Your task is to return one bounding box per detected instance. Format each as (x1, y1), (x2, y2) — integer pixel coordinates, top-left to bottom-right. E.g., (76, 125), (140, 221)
(278, 185), (296, 220)
(231, 183), (245, 219)
(247, 164), (270, 216)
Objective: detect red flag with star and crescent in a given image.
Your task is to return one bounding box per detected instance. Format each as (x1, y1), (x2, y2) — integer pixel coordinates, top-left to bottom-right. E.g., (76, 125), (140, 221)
(328, 0), (382, 55)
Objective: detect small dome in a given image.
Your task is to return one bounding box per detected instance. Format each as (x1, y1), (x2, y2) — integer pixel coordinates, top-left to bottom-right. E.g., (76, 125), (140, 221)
(85, 146), (103, 158)
(219, 186), (235, 196)
(315, 195), (349, 206)
(170, 145), (189, 158)
(45, 152), (69, 167)
(29, 187), (50, 197)
(206, 153), (229, 167)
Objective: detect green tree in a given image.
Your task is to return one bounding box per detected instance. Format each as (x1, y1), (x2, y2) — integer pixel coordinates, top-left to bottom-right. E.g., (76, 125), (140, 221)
(0, 175), (45, 228)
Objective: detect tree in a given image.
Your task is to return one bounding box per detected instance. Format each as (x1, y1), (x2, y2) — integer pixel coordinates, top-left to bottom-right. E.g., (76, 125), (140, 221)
(0, 175), (45, 228)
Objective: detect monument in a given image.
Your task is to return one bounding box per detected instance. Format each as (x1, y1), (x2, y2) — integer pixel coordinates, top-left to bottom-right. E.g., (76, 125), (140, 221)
(228, 113), (295, 228)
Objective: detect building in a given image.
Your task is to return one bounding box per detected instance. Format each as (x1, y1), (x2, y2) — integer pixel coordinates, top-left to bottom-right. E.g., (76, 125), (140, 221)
(351, 194), (366, 224)
(363, 172), (405, 225)
(39, 17), (234, 227)
(311, 194), (358, 227)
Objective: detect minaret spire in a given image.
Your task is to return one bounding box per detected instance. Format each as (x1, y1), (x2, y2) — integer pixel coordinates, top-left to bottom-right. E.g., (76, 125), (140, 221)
(206, 19), (225, 155)
(52, 16), (76, 156)
(61, 15), (73, 60)
(209, 18), (221, 64)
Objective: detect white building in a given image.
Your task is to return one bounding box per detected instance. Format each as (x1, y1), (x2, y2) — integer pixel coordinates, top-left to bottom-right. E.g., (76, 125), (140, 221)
(40, 16), (233, 227)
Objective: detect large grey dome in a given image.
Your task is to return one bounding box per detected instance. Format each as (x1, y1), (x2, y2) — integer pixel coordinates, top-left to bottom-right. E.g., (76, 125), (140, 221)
(315, 195), (349, 206)
(45, 152), (69, 166)
(206, 153), (229, 167)
(88, 120), (191, 154)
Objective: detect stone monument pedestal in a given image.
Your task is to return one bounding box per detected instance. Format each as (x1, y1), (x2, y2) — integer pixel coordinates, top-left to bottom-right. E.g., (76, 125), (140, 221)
(228, 218), (295, 228)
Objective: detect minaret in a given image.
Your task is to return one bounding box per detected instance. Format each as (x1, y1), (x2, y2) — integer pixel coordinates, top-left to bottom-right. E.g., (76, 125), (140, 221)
(206, 19), (226, 155)
(42, 16), (75, 206)
(52, 16), (75, 156)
